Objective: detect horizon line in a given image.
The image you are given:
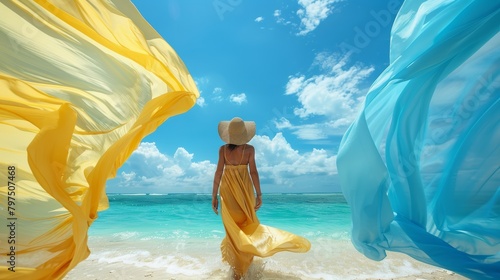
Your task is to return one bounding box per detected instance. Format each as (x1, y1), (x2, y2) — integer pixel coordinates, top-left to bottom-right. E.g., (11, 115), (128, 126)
(106, 191), (342, 195)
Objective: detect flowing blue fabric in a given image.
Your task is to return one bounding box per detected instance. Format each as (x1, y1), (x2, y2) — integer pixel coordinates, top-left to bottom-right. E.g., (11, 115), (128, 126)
(337, 0), (499, 279)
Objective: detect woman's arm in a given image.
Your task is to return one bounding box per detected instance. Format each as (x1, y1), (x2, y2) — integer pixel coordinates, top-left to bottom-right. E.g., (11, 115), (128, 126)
(248, 145), (262, 210)
(212, 146), (225, 214)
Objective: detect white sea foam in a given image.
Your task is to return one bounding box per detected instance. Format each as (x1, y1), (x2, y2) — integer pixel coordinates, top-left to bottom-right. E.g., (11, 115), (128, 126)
(88, 247), (222, 277)
(81, 236), (446, 280)
(111, 231), (139, 240)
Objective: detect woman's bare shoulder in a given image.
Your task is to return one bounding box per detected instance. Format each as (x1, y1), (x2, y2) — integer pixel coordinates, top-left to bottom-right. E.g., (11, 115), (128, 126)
(245, 144), (255, 153)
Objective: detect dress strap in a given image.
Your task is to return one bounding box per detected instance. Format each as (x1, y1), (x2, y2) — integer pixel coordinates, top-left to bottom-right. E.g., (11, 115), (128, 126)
(223, 144), (246, 166)
(238, 144), (246, 165)
(223, 145), (229, 164)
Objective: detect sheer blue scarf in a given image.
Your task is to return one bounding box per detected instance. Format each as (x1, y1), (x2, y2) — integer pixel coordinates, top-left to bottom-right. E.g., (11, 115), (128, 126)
(337, 1), (499, 279)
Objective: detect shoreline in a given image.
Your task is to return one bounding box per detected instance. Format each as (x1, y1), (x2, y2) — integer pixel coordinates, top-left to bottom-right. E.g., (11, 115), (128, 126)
(64, 237), (467, 280)
(106, 192), (344, 196)
(65, 261), (464, 280)
(64, 256), (466, 280)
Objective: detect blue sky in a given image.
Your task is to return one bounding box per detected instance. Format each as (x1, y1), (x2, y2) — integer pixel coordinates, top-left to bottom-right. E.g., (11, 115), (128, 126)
(106, 0), (404, 194)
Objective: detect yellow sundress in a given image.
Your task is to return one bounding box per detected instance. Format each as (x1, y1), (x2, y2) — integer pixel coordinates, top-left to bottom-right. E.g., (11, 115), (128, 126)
(218, 146), (311, 275)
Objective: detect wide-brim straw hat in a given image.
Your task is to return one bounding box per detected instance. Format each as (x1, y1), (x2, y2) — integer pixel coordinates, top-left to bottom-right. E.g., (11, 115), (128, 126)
(218, 117), (256, 145)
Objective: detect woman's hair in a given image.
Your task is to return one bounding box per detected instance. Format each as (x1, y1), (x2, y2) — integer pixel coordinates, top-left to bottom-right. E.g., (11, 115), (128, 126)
(227, 144), (238, 151)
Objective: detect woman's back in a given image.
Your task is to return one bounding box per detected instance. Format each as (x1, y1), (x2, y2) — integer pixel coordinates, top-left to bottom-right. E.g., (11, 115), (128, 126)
(223, 144), (251, 166)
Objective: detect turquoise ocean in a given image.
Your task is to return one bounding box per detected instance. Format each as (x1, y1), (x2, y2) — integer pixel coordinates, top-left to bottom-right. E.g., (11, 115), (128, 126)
(66, 193), (447, 279)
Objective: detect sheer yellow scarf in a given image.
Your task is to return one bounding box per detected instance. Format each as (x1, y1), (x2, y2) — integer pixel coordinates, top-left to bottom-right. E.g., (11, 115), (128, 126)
(0, 1), (198, 279)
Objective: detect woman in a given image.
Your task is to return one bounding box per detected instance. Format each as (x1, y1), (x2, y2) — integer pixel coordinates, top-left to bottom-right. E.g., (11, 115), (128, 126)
(212, 117), (311, 279)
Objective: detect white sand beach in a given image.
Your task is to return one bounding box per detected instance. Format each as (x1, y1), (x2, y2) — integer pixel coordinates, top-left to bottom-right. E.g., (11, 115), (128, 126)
(64, 238), (468, 280)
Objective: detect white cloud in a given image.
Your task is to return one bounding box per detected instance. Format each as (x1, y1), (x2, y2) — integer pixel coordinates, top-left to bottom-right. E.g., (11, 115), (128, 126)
(121, 171), (136, 182)
(194, 77), (209, 86)
(196, 96), (206, 107)
(211, 87), (224, 102)
(255, 16), (264, 22)
(134, 142), (168, 161)
(285, 76), (305, 94)
(290, 123), (328, 140)
(108, 135), (339, 193)
(173, 147), (194, 169)
(193, 78), (219, 106)
(250, 133), (337, 185)
(274, 117), (292, 129)
(296, 0), (340, 35)
(274, 9), (292, 26)
(108, 142), (215, 193)
(274, 9), (284, 24)
(229, 93), (247, 104)
(273, 1), (339, 36)
(283, 52), (374, 138)
(192, 87), (250, 106)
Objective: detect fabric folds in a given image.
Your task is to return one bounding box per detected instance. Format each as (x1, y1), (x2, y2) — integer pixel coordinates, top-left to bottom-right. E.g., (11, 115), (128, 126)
(337, 0), (499, 279)
(0, 1), (198, 279)
(219, 165), (311, 276)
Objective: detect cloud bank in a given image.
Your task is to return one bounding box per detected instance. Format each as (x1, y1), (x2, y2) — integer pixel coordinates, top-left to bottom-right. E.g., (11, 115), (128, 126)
(107, 136), (338, 194)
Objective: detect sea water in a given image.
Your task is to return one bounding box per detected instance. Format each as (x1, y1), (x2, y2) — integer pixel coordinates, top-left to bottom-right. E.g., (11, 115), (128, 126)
(73, 193), (444, 279)
(90, 193), (347, 240)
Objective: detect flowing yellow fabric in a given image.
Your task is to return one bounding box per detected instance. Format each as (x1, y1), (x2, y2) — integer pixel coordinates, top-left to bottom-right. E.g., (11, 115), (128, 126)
(0, 1), (198, 279)
(219, 164), (311, 275)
